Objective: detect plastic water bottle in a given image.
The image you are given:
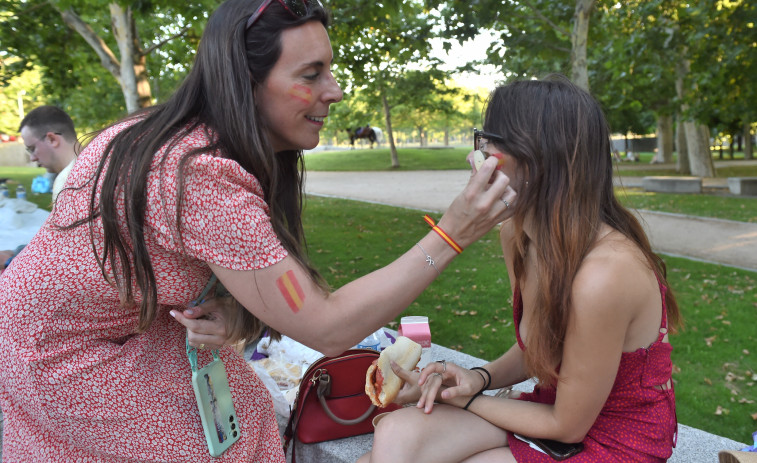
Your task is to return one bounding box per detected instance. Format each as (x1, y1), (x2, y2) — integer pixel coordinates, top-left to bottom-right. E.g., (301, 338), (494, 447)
(16, 185), (26, 200)
(356, 330), (382, 351)
(0, 185), (8, 198)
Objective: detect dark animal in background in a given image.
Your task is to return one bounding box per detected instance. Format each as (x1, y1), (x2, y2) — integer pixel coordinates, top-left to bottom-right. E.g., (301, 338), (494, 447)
(346, 125), (382, 149)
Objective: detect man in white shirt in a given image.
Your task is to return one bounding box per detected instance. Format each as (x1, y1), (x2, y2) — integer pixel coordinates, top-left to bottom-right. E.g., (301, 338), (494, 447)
(1, 106), (79, 272)
(19, 105), (79, 200)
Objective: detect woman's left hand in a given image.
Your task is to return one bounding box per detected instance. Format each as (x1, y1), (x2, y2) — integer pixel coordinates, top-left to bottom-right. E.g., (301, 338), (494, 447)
(170, 297), (234, 351)
(416, 360), (484, 413)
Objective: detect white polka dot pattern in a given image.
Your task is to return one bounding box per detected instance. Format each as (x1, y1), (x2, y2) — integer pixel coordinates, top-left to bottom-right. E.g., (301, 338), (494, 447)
(0, 121), (288, 461)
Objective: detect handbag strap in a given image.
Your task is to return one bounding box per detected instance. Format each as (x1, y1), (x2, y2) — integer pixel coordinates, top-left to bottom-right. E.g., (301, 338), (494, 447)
(283, 368), (377, 463)
(283, 350), (381, 463)
(316, 371), (376, 425)
(284, 376), (315, 463)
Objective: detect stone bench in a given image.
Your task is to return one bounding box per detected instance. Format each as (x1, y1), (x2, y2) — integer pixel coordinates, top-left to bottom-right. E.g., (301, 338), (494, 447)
(642, 176), (702, 194)
(281, 342), (747, 463)
(727, 177), (757, 196)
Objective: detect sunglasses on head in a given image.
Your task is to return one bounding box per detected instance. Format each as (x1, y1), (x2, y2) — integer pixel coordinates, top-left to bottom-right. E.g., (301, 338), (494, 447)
(473, 128), (505, 152)
(246, 0), (311, 30)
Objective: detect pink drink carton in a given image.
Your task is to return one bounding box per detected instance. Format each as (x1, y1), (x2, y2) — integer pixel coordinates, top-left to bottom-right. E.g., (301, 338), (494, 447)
(398, 316), (431, 348)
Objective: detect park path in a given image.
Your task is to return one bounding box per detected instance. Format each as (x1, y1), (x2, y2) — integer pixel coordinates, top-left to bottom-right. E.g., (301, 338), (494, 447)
(303, 170), (757, 272)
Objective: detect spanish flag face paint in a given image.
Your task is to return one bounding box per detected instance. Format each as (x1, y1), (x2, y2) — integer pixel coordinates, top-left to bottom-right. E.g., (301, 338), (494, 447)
(276, 270), (305, 313)
(288, 84), (313, 105)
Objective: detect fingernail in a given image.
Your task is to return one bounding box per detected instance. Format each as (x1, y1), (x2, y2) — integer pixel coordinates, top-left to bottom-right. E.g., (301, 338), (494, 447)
(185, 308), (195, 316)
(169, 310), (176, 318)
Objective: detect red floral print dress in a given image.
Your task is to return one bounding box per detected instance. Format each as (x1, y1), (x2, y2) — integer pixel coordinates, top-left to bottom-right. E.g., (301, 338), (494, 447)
(0, 121), (289, 462)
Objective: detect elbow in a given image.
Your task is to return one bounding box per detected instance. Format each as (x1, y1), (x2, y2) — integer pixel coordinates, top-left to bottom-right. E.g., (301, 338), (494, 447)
(552, 423), (590, 444)
(318, 345), (351, 358)
(560, 430), (588, 444)
(308, 334), (356, 358)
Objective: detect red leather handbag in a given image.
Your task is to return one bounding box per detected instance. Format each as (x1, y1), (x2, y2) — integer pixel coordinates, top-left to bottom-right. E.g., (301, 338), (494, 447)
(283, 349), (399, 462)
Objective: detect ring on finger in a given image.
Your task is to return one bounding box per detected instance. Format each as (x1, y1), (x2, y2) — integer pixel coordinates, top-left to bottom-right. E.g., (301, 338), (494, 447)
(431, 372), (443, 378)
(437, 359), (447, 373)
(198, 343), (206, 350)
(501, 198), (510, 208)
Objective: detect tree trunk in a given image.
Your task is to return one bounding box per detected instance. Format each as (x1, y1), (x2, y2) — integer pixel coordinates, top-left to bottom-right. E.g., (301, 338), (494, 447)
(382, 91), (399, 168)
(684, 123), (714, 177)
(444, 128), (450, 147)
(570, 0), (595, 91)
(745, 122), (754, 160)
(655, 114), (674, 163)
(676, 117), (690, 174)
(110, 3), (148, 113)
(60, 4), (152, 114)
(675, 55), (714, 177)
(60, 8), (120, 78)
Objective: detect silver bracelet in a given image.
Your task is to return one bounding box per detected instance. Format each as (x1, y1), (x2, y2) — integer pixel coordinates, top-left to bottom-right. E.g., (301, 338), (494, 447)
(416, 242), (441, 275)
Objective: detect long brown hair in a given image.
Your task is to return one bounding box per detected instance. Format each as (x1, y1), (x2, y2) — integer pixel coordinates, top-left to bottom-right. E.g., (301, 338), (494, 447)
(485, 75), (681, 386)
(65, 0), (329, 342)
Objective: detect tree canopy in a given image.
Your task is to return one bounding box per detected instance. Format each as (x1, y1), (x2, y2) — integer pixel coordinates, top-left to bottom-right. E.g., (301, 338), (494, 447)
(1, 0), (753, 163)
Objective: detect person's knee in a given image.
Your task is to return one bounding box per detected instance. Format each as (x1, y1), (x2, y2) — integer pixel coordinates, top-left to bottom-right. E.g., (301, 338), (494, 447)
(374, 408), (425, 446)
(370, 409), (426, 462)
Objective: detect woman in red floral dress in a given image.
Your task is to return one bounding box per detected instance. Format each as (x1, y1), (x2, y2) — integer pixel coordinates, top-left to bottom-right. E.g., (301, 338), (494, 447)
(360, 76), (681, 463)
(0, 0), (514, 461)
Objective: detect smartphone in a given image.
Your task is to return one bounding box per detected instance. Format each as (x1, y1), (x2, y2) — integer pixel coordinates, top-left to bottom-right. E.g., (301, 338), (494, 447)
(191, 355), (241, 456)
(513, 434), (584, 461)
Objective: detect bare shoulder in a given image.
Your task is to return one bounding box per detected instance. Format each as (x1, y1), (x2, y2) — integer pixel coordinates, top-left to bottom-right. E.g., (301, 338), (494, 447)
(571, 232), (656, 323)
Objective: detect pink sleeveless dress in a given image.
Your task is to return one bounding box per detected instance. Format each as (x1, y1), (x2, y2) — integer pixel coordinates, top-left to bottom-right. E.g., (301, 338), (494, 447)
(508, 282), (677, 462)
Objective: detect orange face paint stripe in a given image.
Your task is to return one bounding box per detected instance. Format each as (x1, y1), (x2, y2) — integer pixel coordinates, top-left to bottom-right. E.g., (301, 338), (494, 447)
(288, 84), (312, 104)
(276, 270), (305, 313)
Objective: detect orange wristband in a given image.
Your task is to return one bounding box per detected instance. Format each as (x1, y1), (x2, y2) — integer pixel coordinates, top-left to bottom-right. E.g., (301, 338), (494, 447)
(423, 215), (463, 254)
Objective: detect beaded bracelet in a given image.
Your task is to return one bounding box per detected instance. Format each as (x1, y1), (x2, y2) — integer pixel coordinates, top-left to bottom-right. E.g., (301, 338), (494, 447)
(423, 215), (463, 254)
(464, 366), (492, 410)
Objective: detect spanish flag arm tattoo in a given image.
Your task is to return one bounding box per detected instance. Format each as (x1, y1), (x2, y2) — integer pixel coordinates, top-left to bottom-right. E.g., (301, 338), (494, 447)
(276, 270), (305, 313)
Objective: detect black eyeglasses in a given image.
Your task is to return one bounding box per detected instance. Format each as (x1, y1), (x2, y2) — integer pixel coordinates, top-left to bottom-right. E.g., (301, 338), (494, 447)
(246, 0), (310, 30)
(473, 128), (505, 152)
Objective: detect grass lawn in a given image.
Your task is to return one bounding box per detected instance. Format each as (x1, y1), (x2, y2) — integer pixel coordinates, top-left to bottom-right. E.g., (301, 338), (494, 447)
(302, 195), (757, 444)
(305, 147), (757, 177)
(305, 147), (472, 171)
(618, 189), (757, 223)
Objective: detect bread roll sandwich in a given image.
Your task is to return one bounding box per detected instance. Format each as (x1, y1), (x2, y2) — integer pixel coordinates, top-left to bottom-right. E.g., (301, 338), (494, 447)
(365, 336), (422, 407)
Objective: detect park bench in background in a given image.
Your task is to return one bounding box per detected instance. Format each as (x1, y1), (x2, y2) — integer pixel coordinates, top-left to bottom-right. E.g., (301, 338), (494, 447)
(727, 177), (757, 196)
(643, 176), (703, 194)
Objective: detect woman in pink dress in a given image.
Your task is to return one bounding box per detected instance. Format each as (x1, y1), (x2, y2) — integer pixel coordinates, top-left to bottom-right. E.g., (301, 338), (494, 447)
(360, 75), (682, 462)
(0, 0), (514, 461)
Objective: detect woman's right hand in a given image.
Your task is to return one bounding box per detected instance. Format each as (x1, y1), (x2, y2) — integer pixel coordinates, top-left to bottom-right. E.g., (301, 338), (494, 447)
(170, 297), (235, 351)
(437, 155), (516, 249)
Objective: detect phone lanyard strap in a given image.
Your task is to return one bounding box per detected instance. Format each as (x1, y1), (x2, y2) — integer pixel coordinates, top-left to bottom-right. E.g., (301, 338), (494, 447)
(186, 339), (221, 372)
(190, 274), (218, 307)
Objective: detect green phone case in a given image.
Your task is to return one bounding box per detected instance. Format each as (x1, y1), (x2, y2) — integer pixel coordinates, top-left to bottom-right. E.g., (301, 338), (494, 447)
(189, 344), (241, 457)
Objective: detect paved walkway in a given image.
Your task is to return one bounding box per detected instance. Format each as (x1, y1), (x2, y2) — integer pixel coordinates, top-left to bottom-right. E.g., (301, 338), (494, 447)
(304, 170), (757, 272)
